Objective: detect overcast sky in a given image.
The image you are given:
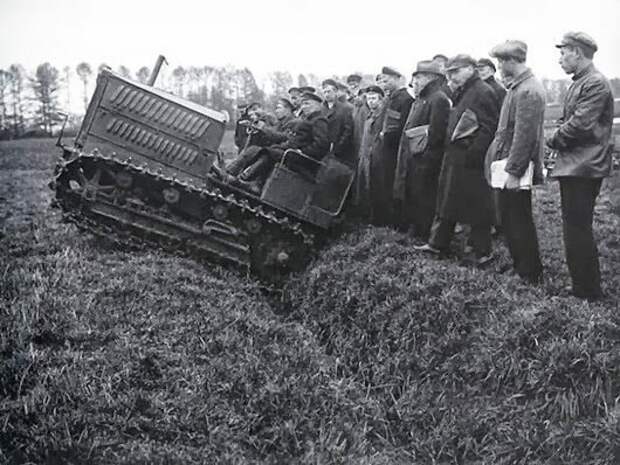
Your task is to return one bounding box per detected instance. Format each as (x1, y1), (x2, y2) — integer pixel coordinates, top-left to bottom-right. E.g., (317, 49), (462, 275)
(1, 0), (619, 81)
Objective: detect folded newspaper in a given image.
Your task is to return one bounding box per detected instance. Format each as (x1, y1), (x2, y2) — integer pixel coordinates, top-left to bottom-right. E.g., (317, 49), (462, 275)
(490, 159), (534, 190)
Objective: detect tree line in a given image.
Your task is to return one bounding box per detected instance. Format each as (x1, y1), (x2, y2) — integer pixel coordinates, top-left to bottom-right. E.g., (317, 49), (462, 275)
(0, 62), (618, 140)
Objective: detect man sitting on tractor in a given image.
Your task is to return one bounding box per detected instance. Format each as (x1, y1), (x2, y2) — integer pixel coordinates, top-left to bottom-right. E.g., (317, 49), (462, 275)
(222, 92), (330, 195)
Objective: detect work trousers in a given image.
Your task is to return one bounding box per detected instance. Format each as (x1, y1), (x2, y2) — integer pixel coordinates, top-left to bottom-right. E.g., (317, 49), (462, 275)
(497, 189), (543, 282)
(428, 216), (491, 258)
(558, 177), (603, 298)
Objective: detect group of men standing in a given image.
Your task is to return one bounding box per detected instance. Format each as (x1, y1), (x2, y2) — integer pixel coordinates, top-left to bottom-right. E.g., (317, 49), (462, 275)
(228, 31), (614, 301)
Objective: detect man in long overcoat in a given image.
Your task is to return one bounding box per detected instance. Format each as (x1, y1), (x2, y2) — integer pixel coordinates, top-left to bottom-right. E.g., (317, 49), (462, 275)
(375, 66), (414, 226)
(484, 40), (545, 283)
(415, 55), (499, 264)
(322, 79), (354, 166)
(353, 85), (386, 222)
(394, 60), (450, 240)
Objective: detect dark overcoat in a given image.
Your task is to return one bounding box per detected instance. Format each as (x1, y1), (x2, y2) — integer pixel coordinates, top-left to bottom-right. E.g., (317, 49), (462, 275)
(323, 101), (354, 165)
(436, 74), (499, 225)
(375, 87), (414, 223)
(394, 79), (450, 201)
(354, 102), (387, 220)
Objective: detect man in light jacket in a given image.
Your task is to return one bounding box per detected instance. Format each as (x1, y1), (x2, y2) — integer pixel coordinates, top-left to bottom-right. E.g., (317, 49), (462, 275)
(546, 32), (614, 300)
(485, 40), (545, 284)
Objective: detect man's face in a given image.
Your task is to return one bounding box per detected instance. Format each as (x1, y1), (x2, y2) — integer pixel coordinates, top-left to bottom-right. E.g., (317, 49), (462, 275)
(347, 81), (360, 94)
(496, 58), (516, 79)
(377, 74), (398, 92)
(289, 91), (301, 107)
(366, 92), (382, 110)
(247, 106), (262, 122)
(322, 85), (337, 103)
(412, 74), (435, 96)
(477, 64), (494, 80)
(433, 58), (448, 73)
(558, 46), (580, 74)
(447, 66), (474, 90)
(300, 99), (320, 116)
(274, 102), (290, 119)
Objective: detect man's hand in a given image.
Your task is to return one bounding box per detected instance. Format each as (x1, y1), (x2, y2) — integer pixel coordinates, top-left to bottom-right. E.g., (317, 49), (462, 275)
(504, 173), (521, 190)
(253, 120), (266, 130)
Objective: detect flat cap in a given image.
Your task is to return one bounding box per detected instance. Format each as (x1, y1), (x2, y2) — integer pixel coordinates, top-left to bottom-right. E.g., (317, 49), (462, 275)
(321, 78), (339, 89)
(336, 81), (348, 91)
(490, 40), (528, 61)
(277, 97), (295, 111)
(432, 54), (449, 62)
(381, 66), (402, 78)
(476, 57), (496, 71)
(445, 54), (477, 72)
(364, 85), (385, 97)
(300, 91), (322, 103)
(346, 73), (362, 83)
(411, 60), (445, 77)
(555, 31), (598, 53)
(288, 87), (301, 94)
(299, 86), (316, 94)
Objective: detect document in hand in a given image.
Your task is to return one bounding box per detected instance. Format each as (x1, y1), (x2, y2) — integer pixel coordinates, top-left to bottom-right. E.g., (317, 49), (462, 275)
(490, 158), (534, 189)
(451, 109), (479, 142)
(405, 124), (429, 155)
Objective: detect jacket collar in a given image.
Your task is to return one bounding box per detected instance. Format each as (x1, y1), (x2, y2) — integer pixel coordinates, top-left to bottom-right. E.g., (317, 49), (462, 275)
(418, 78), (443, 98)
(452, 73), (480, 104)
(506, 68), (533, 89)
(572, 62), (595, 81)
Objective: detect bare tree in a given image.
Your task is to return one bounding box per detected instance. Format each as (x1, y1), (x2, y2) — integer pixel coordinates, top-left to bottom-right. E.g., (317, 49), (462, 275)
(62, 65), (72, 110)
(76, 62), (92, 113)
(31, 62), (60, 135)
(136, 67), (150, 84)
(171, 66), (187, 97)
(117, 65), (131, 79)
(0, 70), (9, 136)
(8, 64), (26, 137)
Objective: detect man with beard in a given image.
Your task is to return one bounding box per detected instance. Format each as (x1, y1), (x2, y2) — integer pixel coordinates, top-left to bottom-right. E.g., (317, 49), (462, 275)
(477, 57), (506, 109)
(415, 55), (499, 266)
(394, 60), (450, 240)
(484, 40), (545, 284)
(234, 92), (329, 195)
(546, 32), (614, 300)
(353, 85), (387, 222)
(375, 66), (414, 226)
(322, 78), (354, 166)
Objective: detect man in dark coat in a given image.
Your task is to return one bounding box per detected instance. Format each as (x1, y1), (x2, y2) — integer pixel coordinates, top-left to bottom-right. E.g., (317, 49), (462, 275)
(546, 32), (614, 300)
(235, 92), (329, 195)
(225, 98), (298, 178)
(415, 55), (499, 264)
(322, 78), (354, 166)
(477, 58), (507, 109)
(485, 40), (545, 284)
(353, 85), (386, 222)
(394, 60), (451, 240)
(374, 66), (414, 226)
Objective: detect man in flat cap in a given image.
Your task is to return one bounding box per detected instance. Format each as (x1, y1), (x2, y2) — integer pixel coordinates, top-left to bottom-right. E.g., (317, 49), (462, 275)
(374, 66), (414, 226)
(221, 98), (299, 181)
(234, 92), (330, 194)
(415, 54), (499, 266)
(477, 57), (506, 109)
(394, 60), (450, 240)
(346, 74), (363, 101)
(321, 79), (354, 166)
(546, 32), (614, 300)
(485, 40), (545, 284)
(288, 87), (302, 114)
(354, 85), (387, 222)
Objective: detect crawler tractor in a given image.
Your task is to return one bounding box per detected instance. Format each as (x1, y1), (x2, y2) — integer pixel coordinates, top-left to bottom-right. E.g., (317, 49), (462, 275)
(52, 61), (353, 281)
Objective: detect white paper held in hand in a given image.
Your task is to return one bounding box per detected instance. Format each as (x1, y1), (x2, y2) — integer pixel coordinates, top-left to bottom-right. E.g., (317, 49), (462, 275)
(490, 159), (534, 190)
